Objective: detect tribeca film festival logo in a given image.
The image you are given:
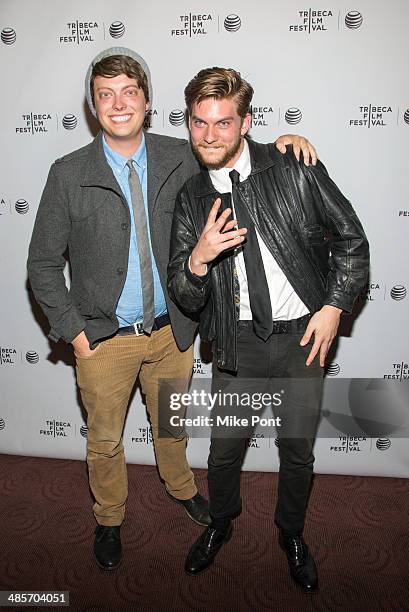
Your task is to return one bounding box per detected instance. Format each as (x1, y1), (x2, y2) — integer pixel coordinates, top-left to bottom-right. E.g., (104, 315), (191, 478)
(170, 13), (241, 37)
(329, 436), (368, 453)
(383, 362), (408, 381)
(1, 27), (17, 44)
(15, 113), (53, 134)
(131, 427), (153, 445)
(15, 112), (78, 135)
(0, 347), (17, 365)
(349, 105), (394, 128)
(247, 433), (265, 449)
(251, 105), (275, 128)
(288, 10), (363, 33)
(193, 358), (206, 375)
(59, 21), (100, 43)
(58, 20), (125, 44)
(40, 420), (72, 438)
(358, 282), (382, 303)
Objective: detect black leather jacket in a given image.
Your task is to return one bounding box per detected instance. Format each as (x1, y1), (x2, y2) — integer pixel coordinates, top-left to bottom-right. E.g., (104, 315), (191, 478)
(167, 140), (369, 371)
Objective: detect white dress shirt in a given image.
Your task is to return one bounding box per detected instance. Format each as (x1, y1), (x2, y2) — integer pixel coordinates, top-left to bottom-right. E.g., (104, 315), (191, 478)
(208, 140), (309, 321)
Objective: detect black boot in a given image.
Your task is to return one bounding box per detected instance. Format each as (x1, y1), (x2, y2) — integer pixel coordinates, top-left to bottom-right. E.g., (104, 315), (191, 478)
(185, 523), (233, 576)
(279, 531), (318, 592)
(94, 525), (122, 570)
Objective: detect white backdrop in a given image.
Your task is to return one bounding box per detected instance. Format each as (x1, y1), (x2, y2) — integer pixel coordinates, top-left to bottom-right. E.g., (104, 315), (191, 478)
(0, 0), (408, 477)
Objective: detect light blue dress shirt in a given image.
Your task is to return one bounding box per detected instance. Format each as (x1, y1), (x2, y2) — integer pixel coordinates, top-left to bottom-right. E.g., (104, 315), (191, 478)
(103, 134), (167, 327)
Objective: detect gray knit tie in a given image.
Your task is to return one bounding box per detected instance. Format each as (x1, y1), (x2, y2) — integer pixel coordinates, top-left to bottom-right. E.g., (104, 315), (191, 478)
(127, 159), (155, 333)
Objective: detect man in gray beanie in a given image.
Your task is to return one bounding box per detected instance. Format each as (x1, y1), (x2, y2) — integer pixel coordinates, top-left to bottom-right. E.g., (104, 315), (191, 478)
(27, 46), (317, 571)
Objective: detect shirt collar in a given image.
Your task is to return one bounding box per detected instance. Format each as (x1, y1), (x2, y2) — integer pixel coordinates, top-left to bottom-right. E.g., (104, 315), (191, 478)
(102, 132), (147, 175)
(208, 138), (251, 185)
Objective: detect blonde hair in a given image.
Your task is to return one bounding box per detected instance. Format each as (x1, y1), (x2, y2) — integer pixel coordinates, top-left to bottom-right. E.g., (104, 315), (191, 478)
(184, 67), (253, 118)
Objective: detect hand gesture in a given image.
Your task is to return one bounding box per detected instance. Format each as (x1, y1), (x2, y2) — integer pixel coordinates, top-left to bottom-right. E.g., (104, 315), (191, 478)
(190, 198), (247, 276)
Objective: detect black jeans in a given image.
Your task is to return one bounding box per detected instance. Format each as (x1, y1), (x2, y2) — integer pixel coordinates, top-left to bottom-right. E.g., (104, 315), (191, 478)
(208, 319), (323, 535)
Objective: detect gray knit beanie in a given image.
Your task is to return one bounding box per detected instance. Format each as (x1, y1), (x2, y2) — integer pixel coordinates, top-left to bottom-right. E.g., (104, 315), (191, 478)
(85, 46), (153, 117)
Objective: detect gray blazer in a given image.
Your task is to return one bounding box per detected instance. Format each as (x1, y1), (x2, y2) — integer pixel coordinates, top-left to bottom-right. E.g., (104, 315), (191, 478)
(27, 131), (200, 350)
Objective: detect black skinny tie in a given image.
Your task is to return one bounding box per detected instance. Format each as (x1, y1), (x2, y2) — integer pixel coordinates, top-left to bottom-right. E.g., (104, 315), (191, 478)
(229, 169), (273, 340)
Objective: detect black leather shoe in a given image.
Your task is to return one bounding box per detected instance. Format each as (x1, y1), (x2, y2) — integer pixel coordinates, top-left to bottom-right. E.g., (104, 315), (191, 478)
(94, 525), (122, 570)
(185, 524), (233, 576)
(168, 492), (211, 526)
(279, 531), (318, 592)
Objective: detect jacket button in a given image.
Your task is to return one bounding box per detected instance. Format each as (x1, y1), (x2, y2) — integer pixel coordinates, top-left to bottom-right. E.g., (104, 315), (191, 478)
(121, 223), (128, 230)
(116, 267), (124, 275)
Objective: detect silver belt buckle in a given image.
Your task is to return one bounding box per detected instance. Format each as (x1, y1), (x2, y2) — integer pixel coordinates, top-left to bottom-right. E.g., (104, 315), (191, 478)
(133, 322), (145, 336)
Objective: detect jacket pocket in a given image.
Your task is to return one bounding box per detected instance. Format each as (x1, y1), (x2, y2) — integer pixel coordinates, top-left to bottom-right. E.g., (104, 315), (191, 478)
(304, 224), (332, 246)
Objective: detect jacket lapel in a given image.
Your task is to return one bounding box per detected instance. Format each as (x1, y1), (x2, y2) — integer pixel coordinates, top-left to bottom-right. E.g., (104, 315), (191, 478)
(145, 132), (184, 215)
(80, 132), (124, 198)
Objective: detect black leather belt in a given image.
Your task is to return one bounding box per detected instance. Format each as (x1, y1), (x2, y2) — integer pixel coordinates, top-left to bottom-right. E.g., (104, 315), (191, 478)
(238, 313), (310, 334)
(116, 313), (170, 336)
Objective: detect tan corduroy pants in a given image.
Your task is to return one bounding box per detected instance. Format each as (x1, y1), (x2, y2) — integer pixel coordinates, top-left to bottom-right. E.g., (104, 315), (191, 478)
(75, 325), (195, 526)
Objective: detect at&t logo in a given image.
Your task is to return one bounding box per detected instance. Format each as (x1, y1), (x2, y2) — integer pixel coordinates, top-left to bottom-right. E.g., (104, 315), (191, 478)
(1, 27), (16, 44)
(325, 362), (340, 376)
(390, 285), (406, 301)
(109, 21), (125, 38)
(62, 114), (77, 130)
(285, 108), (302, 125)
(0, 418), (5, 430)
(376, 438), (391, 451)
(345, 11), (363, 29)
(15, 199), (29, 214)
(26, 351), (39, 364)
(224, 15), (241, 32)
(80, 425), (88, 438)
(169, 109), (185, 126)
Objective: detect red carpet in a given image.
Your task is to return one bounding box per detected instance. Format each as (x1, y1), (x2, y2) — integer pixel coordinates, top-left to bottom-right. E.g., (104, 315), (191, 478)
(0, 454), (408, 611)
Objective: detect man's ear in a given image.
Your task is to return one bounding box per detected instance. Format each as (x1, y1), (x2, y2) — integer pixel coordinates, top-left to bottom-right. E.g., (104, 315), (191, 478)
(241, 113), (252, 136)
